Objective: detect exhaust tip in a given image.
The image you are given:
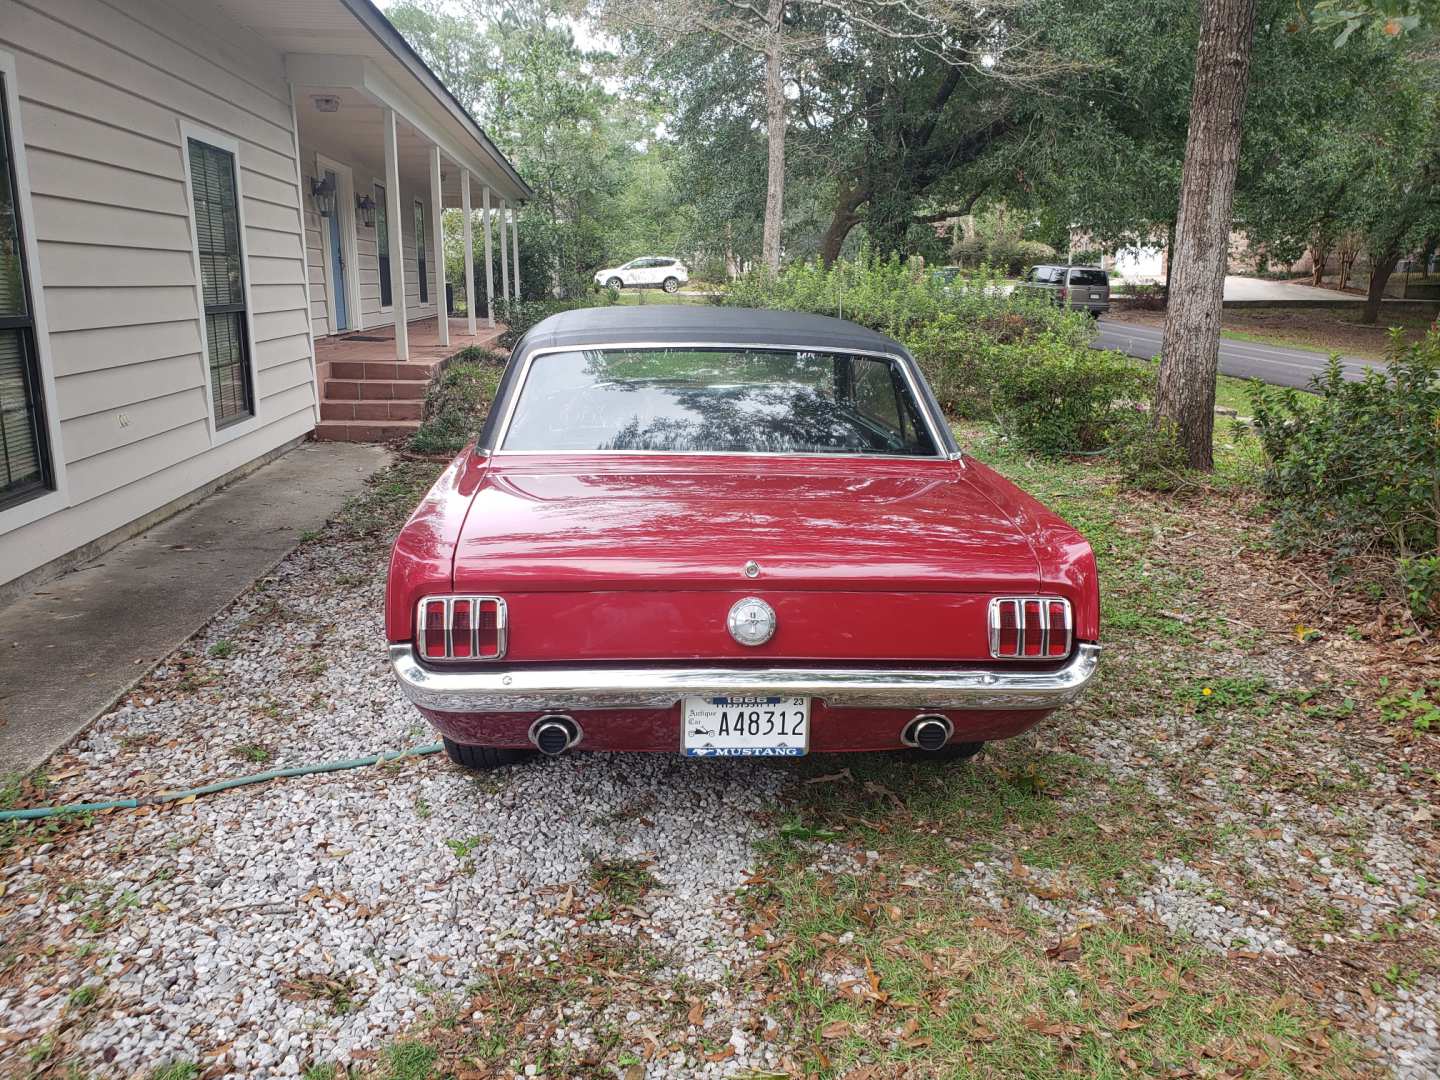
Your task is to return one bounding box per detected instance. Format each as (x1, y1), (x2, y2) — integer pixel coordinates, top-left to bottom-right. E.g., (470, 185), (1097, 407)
(529, 715), (580, 756)
(903, 714), (953, 752)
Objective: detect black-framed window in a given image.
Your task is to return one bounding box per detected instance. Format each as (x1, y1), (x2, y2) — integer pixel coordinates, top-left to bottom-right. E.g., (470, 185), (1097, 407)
(0, 72), (52, 511)
(375, 182), (391, 308)
(414, 200), (428, 304)
(187, 138), (253, 426)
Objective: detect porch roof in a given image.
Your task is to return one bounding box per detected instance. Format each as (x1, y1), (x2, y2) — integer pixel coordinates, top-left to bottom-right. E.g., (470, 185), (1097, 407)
(208, 0), (530, 206)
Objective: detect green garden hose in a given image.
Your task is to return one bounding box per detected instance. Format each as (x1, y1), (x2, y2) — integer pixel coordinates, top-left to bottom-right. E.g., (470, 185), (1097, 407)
(0, 743), (444, 822)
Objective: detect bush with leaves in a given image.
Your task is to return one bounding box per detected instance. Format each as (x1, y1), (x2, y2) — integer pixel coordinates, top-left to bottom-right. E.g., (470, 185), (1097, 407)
(988, 337), (1155, 454)
(497, 291), (617, 350)
(1117, 281), (1168, 311)
(723, 251), (1088, 344)
(723, 251), (1096, 428)
(1250, 331), (1440, 622)
(721, 252), (1157, 455)
(1114, 416), (1190, 491)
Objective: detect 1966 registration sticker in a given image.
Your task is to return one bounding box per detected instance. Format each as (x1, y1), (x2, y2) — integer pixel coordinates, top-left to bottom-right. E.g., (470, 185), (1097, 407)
(681, 695), (810, 757)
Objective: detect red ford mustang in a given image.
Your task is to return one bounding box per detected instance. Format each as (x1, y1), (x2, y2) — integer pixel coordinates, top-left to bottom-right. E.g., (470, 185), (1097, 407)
(388, 306), (1099, 768)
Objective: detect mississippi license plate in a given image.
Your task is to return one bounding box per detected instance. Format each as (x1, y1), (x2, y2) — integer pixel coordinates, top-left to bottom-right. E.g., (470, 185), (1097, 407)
(682, 695), (809, 757)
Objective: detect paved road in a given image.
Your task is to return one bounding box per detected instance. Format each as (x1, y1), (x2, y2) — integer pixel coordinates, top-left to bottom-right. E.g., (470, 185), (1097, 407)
(1095, 318), (1387, 390)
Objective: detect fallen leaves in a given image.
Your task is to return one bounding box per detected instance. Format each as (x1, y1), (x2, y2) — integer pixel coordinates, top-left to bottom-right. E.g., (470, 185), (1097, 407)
(1044, 932), (1083, 964)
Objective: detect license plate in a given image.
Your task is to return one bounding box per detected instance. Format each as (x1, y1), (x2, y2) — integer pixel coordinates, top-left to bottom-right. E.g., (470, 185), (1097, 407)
(682, 695), (809, 757)
(1091, 292), (1102, 300)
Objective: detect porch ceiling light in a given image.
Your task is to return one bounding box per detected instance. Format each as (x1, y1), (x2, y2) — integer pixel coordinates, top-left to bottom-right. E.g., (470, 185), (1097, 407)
(309, 174), (337, 217)
(356, 194), (376, 229)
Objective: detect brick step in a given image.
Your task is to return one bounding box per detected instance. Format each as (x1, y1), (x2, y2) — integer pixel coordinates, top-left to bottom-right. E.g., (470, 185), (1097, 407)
(313, 419), (421, 443)
(324, 378), (428, 402)
(325, 360), (436, 381)
(320, 398), (423, 422)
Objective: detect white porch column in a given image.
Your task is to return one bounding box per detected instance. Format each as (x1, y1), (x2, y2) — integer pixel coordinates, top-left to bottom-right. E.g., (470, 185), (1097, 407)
(461, 169), (476, 335)
(429, 144), (448, 347)
(482, 186), (495, 329)
(498, 198), (510, 304)
(382, 108), (408, 361)
(510, 204), (521, 301)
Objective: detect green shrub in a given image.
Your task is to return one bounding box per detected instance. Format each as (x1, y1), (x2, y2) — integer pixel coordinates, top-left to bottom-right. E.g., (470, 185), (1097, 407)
(1114, 415), (1189, 491)
(406, 355), (505, 455)
(1119, 281), (1168, 311)
(1250, 332), (1440, 622)
(988, 338), (1154, 454)
(497, 292), (615, 350)
(723, 251), (1097, 428)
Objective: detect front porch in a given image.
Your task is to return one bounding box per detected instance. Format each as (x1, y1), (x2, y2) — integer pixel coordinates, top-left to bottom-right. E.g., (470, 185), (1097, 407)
(314, 316), (505, 442)
(286, 50), (530, 368)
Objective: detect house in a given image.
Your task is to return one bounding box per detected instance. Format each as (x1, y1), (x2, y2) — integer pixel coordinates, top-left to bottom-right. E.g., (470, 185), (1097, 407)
(0, 0), (530, 600)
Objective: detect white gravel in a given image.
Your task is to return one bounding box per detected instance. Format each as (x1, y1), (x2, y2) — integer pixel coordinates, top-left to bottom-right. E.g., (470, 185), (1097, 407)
(1, 754), (783, 1075)
(0, 511), (788, 1077)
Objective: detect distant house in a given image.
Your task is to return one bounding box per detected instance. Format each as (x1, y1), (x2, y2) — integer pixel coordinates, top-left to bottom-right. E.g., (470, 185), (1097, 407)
(0, 0), (530, 598)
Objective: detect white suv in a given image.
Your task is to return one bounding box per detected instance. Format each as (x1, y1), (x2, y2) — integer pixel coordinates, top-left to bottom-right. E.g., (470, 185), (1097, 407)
(594, 257), (689, 293)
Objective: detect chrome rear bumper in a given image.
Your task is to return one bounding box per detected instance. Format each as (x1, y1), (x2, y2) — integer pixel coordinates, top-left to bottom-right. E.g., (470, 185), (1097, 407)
(389, 643), (1100, 714)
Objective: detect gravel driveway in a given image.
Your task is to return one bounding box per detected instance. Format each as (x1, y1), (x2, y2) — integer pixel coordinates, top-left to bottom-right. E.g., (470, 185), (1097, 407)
(0, 482), (787, 1076)
(1, 456), (1437, 1078)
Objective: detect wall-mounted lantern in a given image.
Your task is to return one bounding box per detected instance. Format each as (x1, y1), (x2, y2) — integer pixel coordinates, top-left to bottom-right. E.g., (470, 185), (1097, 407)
(355, 194), (377, 229)
(309, 174), (337, 217)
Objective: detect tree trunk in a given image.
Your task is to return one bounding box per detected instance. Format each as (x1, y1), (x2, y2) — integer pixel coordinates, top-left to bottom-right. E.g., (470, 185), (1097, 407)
(820, 183), (868, 267)
(1308, 242), (1329, 288)
(1163, 218), (1177, 301)
(1361, 247), (1400, 325)
(1155, 0), (1257, 471)
(760, 0), (785, 273)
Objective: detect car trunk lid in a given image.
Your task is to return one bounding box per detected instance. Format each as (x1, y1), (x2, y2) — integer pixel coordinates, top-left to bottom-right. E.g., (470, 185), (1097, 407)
(450, 454), (1043, 662)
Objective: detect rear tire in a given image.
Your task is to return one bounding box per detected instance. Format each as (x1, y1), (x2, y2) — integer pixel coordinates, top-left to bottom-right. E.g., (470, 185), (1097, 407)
(910, 740), (984, 763)
(662, 276), (680, 293)
(442, 737), (533, 770)
(606, 277), (623, 290)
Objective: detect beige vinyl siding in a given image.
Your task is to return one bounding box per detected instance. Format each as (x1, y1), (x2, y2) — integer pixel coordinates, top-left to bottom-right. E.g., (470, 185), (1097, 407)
(303, 207), (330, 337)
(0, 0), (318, 587)
(300, 142), (440, 337)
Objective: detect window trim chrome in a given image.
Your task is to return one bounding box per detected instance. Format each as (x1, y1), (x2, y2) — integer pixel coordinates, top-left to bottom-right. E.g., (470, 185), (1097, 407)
(490, 340), (956, 461)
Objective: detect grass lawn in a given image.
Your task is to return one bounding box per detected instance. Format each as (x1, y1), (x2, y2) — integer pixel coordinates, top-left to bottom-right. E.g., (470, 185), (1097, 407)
(1109, 304), (1434, 361)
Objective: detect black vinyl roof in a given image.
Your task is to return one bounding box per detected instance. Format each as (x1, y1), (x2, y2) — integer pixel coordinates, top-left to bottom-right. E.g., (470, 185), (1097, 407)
(512, 303), (909, 356)
(477, 304), (956, 454)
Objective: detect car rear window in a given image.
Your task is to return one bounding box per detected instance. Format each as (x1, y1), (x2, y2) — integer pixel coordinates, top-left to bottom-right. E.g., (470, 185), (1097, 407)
(501, 348), (939, 456)
(1068, 269), (1109, 286)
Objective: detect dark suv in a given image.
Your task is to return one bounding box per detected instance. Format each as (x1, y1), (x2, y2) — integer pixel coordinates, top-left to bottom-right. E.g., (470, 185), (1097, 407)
(1021, 265), (1110, 316)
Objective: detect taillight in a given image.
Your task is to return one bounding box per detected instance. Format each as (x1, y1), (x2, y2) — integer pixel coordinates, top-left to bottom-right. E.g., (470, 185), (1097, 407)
(416, 596), (506, 661)
(989, 597), (1072, 659)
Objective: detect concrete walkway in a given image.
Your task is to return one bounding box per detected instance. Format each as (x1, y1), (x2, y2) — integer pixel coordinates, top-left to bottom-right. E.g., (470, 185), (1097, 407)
(0, 441), (387, 774)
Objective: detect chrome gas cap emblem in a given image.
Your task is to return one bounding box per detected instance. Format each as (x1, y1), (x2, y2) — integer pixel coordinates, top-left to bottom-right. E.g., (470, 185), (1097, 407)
(743, 560), (761, 579)
(727, 597), (776, 647)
